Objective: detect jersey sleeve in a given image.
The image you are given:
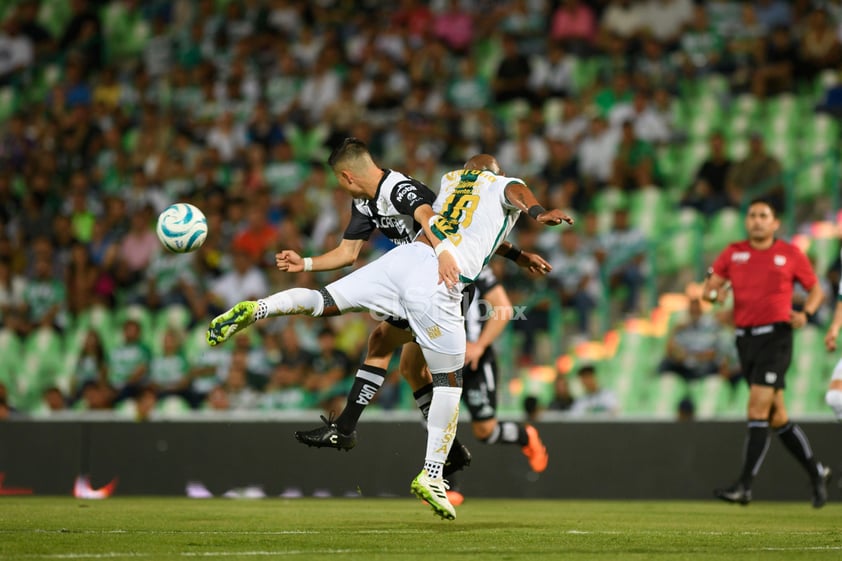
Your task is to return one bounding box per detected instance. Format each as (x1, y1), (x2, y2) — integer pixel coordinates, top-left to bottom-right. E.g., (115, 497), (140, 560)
(342, 202), (376, 241)
(389, 179), (436, 216)
(473, 266), (500, 296)
(791, 245), (817, 290)
(711, 245), (734, 279)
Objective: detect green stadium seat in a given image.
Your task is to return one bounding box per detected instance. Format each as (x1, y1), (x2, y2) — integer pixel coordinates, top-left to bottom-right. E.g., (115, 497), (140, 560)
(703, 208), (743, 257)
(807, 235), (839, 277)
(38, 1), (71, 37)
(795, 162), (832, 201)
(0, 87), (18, 123)
(629, 188), (667, 237)
(686, 95), (724, 139)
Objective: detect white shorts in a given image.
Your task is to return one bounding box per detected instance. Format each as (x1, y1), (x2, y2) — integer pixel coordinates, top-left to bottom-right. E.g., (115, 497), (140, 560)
(326, 242), (465, 373)
(832, 357), (842, 381)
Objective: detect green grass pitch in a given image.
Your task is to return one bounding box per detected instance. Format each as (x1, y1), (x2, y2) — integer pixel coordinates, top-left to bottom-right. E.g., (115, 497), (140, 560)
(0, 498), (840, 560)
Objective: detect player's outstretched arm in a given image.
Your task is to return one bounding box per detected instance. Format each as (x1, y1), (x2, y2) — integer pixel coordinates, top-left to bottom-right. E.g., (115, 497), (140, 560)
(503, 181), (573, 226)
(495, 241), (552, 275)
(275, 238), (365, 273)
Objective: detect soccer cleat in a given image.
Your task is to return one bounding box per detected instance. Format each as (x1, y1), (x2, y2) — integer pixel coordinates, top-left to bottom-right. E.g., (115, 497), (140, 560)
(410, 470), (455, 520)
(294, 415), (357, 451)
(811, 464), (831, 509)
(521, 425), (549, 473)
(714, 482), (752, 505)
(443, 442), (472, 478)
(446, 490), (464, 507)
(207, 301), (258, 346)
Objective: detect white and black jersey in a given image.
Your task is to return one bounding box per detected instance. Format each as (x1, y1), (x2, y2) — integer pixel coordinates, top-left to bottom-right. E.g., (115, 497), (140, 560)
(342, 169), (436, 246)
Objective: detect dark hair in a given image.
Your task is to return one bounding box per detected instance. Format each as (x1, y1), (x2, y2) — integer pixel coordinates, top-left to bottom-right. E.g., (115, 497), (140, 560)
(577, 365), (596, 377)
(748, 197), (779, 218)
(327, 137), (370, 169)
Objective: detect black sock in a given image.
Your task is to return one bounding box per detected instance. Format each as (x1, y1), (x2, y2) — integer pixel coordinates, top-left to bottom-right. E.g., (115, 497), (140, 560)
(776, 421), (820, 478)
(739, 420), (770, 488)
(413, 383), (434, 420)
(335, 365), (386, 434)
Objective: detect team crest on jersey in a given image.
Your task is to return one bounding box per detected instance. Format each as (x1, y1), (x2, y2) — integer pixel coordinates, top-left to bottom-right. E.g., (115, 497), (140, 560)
(774, 255), (786, 266)
(426, 325), (442, 339)
(732, 252), (750, 262)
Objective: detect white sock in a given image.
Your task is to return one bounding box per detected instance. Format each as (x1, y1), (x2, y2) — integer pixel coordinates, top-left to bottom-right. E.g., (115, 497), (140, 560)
(425, 386), (461, 477)
(257, 288), (324, 319)
(826, 389), (842, 421)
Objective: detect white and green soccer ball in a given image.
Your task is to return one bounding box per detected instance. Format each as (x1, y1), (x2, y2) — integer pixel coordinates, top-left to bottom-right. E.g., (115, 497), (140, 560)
(156, 203), (208, 253)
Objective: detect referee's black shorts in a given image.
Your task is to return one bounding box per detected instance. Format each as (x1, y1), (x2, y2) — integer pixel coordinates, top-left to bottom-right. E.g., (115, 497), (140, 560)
(735, 322), (792, 389)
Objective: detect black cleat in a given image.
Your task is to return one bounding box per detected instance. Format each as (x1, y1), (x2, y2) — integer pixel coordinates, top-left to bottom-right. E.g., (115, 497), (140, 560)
(714, 482), (752, 505)
(294, 415), (357, 451)
(811, 464), (831, 509)
(443, 441), (472, 478)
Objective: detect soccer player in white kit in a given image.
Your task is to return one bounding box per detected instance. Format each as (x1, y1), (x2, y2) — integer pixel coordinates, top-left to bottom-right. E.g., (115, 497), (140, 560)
(823, 250), (842, 420)
(206, 154), (571, 519)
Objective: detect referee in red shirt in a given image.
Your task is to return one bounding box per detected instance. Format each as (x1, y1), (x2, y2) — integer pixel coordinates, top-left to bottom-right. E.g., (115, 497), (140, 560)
(703, 198), (831, 507)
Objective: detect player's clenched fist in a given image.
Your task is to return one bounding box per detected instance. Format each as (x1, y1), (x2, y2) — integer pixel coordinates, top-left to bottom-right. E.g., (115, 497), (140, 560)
(276, 250), (303, 272)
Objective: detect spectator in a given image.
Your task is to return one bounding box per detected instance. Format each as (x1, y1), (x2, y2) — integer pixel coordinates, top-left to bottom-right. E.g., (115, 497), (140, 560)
(611, 120), (658, 189)
(59, 0), (103, 70)
(0, 258), (25, 333)
(305, 327), (352, 413)
(21, 255), (67, 334)
(550, 0), (596, 53)
(755, 0), (792, 31)
(65, 242), (99, 318)
(569, 365), (619, 416)
(148, 328), (193, 404)
(548, 373), (575, 411)
(208, 251), (269, 313)
(752, 26), (797, 98)
(658, 298), (722, 381)
(600, 0), (644, 48)
(107, 318), (152, 402)
(73, 329), (108, 399)
(546, 97), (589, 146)
(726, 132), (783, 210)
(543, 138), (585, 213)
(578, 115), (619, 187)
(676, 396), (695, 421)
(432, 0), (473, 54)
(597, 207), (648, 316)
(679, 4), (724, 74)
(681, 131), (734, 216)
(15, 1), (54, 60)
(798, 9), (841, 83)
(529, 41), (575, 101)
(497, 118), (549, 179)
(640, 0), (693, 49)
(492, 34), (532, 104)
(0, 14), (34, 86)
(609, 90), (671, 145)
(548, 229), (600, 337)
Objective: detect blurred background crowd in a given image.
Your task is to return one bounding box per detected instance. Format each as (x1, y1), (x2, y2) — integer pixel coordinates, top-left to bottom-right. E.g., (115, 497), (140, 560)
(0, 0), (840, 421)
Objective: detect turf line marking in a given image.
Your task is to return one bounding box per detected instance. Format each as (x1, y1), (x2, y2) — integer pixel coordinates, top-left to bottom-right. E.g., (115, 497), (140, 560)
(9, 551), (358, 559)
(760, 546), (842, 552)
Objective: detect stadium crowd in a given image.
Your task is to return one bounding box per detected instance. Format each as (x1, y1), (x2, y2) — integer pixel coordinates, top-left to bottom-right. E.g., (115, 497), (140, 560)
(0, 0), (839, 418)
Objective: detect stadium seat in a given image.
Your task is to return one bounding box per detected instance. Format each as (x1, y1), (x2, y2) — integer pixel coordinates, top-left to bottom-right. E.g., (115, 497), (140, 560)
(807, 235), (839, 277)
(703, 208), (743, 257)
(629, 188), (667, 237)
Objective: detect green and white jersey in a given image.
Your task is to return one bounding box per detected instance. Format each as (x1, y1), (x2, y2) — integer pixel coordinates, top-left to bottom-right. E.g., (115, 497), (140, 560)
(432, 169), (522, 283)
(108, 342), (151, 388)
(149, 353), (189, 386)
(23, 278), (65, 322)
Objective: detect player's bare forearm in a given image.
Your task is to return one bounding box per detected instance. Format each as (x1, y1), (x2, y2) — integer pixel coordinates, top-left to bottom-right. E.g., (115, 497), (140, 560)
(804, 282), (824, 316)
(413, 205), (441, 251)
(475, 285), (512, 350)
(503, 182), (573, 226)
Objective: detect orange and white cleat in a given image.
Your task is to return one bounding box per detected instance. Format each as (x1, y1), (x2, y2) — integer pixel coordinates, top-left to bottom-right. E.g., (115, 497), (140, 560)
(521, 425), (549, 473)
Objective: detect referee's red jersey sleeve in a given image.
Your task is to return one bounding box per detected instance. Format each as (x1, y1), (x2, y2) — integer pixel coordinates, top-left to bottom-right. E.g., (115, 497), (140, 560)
(711, 244), (734, 279)
(791, 244), (817, 290)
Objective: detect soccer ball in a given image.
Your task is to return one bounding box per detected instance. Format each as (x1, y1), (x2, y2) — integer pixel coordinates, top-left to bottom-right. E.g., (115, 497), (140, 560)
(156, 203), (208, 253)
